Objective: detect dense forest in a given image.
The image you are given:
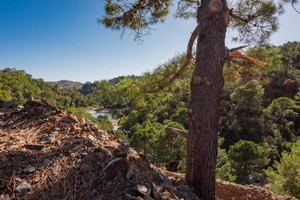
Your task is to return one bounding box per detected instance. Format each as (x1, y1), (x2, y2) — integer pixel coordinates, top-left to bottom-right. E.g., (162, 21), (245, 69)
(1, 41), (300, 198)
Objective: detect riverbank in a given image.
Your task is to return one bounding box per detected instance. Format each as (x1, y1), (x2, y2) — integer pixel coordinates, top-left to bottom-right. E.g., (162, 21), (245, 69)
(86, 108), (120, 129)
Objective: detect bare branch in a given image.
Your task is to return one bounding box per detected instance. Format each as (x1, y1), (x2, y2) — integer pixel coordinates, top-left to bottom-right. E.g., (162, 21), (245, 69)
(292, 1), (300, 14)
(228, 45), (265, 68)
(165, 126), (188, 138)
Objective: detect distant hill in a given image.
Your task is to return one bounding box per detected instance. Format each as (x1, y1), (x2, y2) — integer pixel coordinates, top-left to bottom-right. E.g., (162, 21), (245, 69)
(47, 80), (83, 89)
(108, 75), (139, 85)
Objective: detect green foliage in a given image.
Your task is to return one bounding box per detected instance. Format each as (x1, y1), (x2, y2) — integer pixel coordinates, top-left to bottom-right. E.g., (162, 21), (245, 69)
(230, 0), (285, 44)
(0, 90), (11, 101)
(97, 115), (113, 131)
(263, 97), (299, 141)
(101, 0), (171, 40)
(0, 68), (87, 108)
(2, 42), (300, 179)
(116, 129), (126, 140)
(267, 138), (300, 199)
(129, 120), (186, 171)
(112, 109), (124, 119)
(220, 81), (265, 147)
(227, 140), (269, 184)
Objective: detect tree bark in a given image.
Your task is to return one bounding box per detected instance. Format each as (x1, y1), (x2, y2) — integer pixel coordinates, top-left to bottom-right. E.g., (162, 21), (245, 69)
(186, 0), (229, 199)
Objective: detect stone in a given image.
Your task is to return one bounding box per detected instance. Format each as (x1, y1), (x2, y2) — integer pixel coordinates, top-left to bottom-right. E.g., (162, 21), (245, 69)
(42, 135), (54, 144)
(23, 165), (35, 173)
(0, 194), (10, 200)
(28, 108), (36, 115)
(24, 144), (44, 151)
(36, 106), (44, 113)
(78, 117), (86, 124)
(67, 113), (78, 123)
(88, 134), (96, 141)
(43, 158), (51, 165)
(137, 184), (148, 195)
(100, 158), (131, 181)
(15, 182), (32, 193)
(14, 177), (22, 182)
(0, 101), (16, 109)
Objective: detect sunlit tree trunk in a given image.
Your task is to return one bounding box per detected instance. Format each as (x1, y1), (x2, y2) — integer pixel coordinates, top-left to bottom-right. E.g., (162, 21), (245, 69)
(186, 0), (229, 199)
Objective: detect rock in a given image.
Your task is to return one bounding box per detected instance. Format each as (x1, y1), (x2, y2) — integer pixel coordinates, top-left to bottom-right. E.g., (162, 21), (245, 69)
(129, 147), (138, 155)
(36, 106), (44, 113)
(14, 177), (22, 182)
(161, 191), (171, 200)
(73, 126), (81, 134)
(137, 184), (148, 195)
(88, 134), (96, 141)
(24, 144), (44, 151)
(67, 113), (78, 123)
(94, 147), (114, 158)
(0, 101), (16, 109)
(23, 165), (35, 173)
(0, 194), (10, 200)
(113, 147), (127, 158)
(53, 127), (61, 131)
(15, 182), (32, 193)
(43, 158), (51, 165)
(100, 158), (131, 181)
(42, 134), (54, 144)
(78, 117), (86, 124)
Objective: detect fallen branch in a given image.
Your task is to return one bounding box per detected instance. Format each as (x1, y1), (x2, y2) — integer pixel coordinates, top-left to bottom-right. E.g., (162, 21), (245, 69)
(165, 126), (188, 138)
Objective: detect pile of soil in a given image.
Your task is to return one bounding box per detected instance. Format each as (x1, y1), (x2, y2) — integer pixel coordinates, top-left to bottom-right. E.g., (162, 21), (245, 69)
(0, 99), (296, 200)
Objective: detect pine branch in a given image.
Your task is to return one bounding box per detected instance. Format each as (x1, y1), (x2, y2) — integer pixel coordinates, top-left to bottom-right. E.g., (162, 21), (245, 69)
(145, 25), (200, 93)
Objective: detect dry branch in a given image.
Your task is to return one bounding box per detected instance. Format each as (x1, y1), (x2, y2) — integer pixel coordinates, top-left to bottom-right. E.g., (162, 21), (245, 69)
(228, 45), (265, 68)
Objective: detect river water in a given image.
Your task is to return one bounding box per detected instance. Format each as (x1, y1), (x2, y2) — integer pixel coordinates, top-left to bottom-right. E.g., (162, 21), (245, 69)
(91, 112), (113, 119)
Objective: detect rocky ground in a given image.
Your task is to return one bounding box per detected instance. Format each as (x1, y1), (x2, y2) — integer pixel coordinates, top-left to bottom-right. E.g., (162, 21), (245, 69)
(0, 99), (297, 200)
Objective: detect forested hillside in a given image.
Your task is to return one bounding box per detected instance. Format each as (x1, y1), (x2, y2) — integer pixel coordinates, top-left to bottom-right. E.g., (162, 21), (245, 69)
(1, 41), (300, 198)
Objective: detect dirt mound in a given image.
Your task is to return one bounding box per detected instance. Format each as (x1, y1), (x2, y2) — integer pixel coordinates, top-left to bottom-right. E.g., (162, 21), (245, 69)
(0, 99), (296, 200)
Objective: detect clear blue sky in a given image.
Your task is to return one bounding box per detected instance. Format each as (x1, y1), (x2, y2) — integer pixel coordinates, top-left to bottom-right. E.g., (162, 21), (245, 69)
(0, 0), (299, 83)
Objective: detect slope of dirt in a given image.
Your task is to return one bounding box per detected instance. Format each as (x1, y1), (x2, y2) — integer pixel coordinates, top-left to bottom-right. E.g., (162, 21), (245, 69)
(0, 99), (296, 200)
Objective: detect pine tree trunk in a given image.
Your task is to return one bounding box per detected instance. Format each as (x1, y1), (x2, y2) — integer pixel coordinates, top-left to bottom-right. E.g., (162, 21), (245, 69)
(186, 0), (229, 199)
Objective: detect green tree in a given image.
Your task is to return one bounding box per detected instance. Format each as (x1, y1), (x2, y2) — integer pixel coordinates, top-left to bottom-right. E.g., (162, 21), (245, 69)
(220, 81), (265, 147)
(97, 115), (113, 131)
(116, 129), (126, 140)
(263, 97), (299, 141)
(160, 121), (187, 172)
(101, 0), (294, 198)
(0, 90), (11, 101)
(228, 140), (269, 184)
(267, 138), (300, 199)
